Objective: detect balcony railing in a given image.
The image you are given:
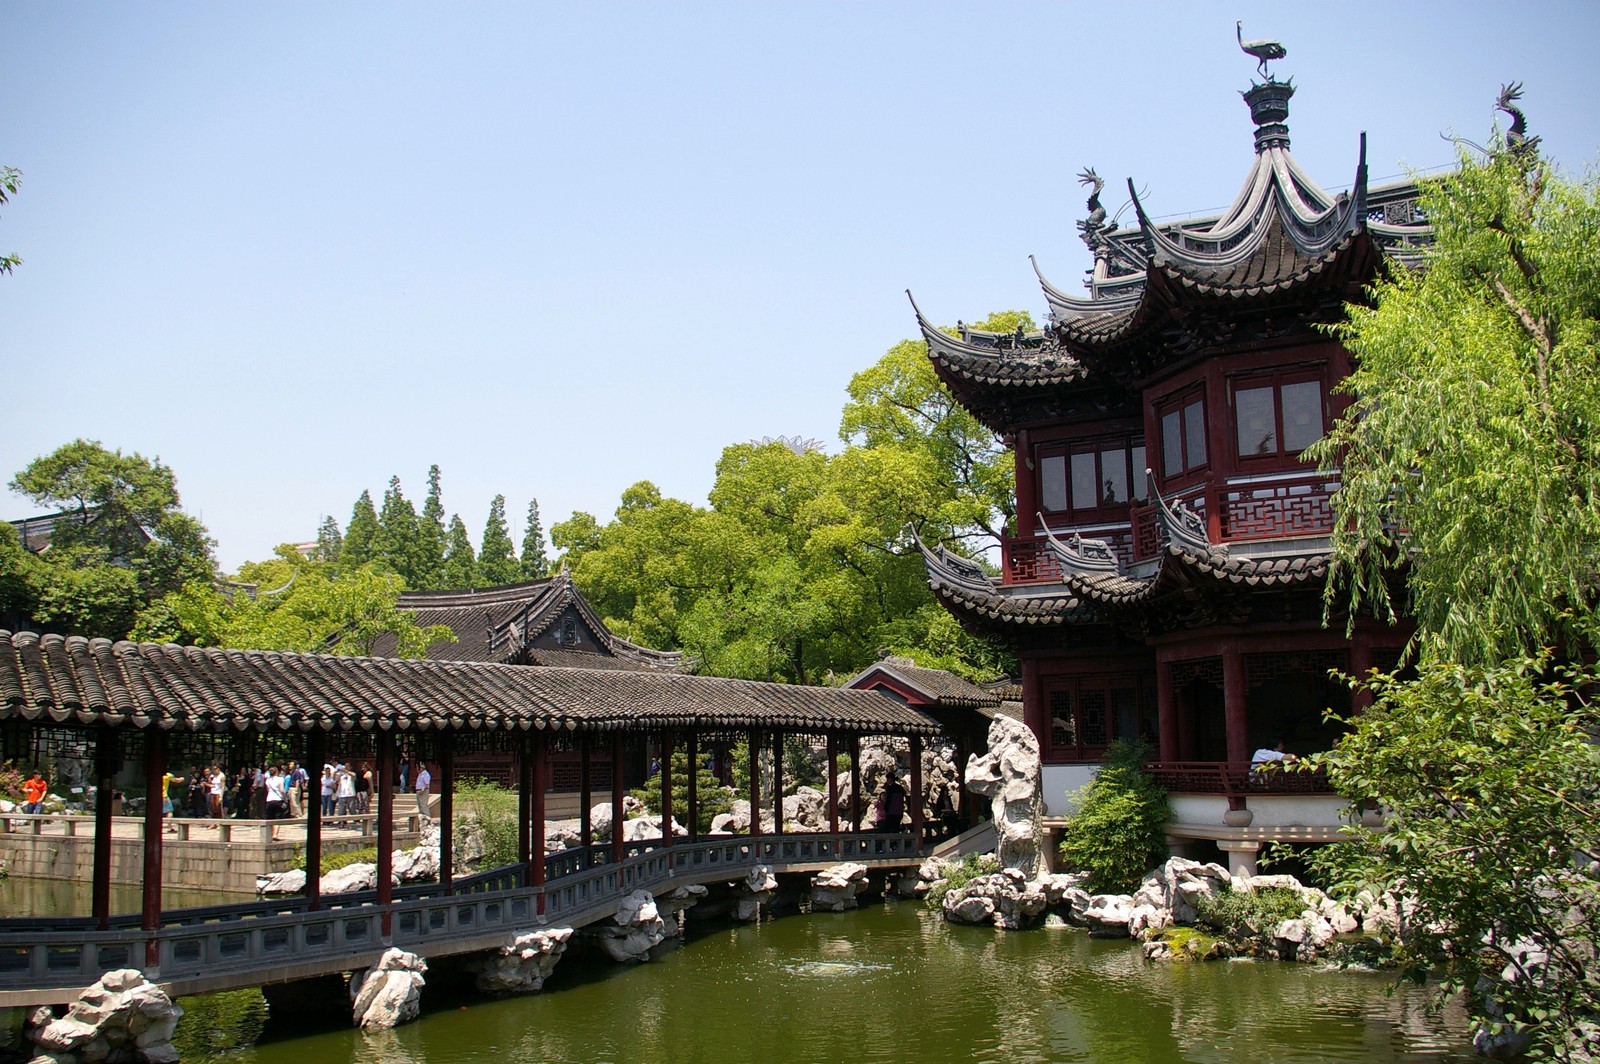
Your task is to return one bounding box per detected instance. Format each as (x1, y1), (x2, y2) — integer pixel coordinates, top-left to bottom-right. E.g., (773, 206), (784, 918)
(1145, 761), (1334, 797)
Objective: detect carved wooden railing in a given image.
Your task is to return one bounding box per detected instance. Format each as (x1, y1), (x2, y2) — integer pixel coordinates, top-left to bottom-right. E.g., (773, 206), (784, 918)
(1144, 761), (1334, 797)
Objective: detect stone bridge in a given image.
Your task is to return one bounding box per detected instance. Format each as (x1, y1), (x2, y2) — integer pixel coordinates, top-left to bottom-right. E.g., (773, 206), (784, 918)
(0, 830), (926, 1007)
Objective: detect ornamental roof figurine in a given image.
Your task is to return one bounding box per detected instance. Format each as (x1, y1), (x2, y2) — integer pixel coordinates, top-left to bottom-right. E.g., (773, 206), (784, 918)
(1236, 21), (1287, 81)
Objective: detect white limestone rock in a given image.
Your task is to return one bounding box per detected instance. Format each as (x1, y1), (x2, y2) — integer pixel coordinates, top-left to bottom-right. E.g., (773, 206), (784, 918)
(26, 968), (183, 1063)
(587, 890), (666, 963)
(350, 948), (427, 1030)
(255, 868), (308, 896)
(1082, 894), (1136, 937)
(621, 815), (687, 842)
(320, 863), (381, 894)
(964, 715), (1044, 879)
(471, 927), (572, 994)
(942, 869), (1047, 930)
(809, 862), (869, 912)
(730, 864), (777, 921)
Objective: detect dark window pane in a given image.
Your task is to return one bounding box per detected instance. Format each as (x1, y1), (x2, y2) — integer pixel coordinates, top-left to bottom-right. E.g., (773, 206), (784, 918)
(1070, 451), (1098, 511)
(1131, 446), (1148, 500)
(1040, 454), (1066, 512)
(1184, 399), (1207, 468)
(1162, 410), (1183, 476)
(1236, 386), (1276, 456)
(1280, 380), (1323, 452)
(1111, 686), (1139, 742)
(1081, 688), (1107, 746)
(1100, 449), (1127, 505)
(1049, 690), (1076, 748)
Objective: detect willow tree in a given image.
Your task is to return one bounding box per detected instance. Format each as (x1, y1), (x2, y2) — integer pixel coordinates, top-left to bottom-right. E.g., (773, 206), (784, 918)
(1308, 120), (1600, 1060)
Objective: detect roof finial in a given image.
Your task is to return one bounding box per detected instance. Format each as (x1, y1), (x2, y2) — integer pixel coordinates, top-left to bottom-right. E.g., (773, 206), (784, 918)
(1236, 21), (1286, 81)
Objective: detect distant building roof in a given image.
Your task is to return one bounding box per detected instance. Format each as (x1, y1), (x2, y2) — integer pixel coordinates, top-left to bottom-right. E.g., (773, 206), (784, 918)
(380, 573), (691, 673)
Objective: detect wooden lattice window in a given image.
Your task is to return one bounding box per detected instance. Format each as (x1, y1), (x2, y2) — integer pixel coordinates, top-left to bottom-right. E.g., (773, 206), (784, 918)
(1158, 389), (1208, 480)
(1038, 437), (1149, 520)
(1231, 371), (1325, 464)
(1043, 674), (1147, 761)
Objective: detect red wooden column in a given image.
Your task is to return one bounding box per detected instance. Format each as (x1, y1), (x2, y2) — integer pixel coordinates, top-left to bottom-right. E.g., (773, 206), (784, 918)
(771, 730), (784, 835)
(685, 731), (700, 839)
(1156, 657), (1178, 762)
(376, 735), (395, 939)
(910, 734), (925, 844)
(92, 726), (116, 930)
(1349, 636), (1374, 715)
(826, 733), (839, 834)
(438, 731), (455, 895)
(660, 730), (674, 847)
(1222, 646), (1250, 765)
(531, 731), (547, 913)
(747, 729), (762, 838)
(518, 735), (534, 873)
(849, 735), (862, 832)
(140, 729), (167, 970)
(304, 730), (325, 911)
(610, 733), (626, 864)
(579, 736), (594, 864)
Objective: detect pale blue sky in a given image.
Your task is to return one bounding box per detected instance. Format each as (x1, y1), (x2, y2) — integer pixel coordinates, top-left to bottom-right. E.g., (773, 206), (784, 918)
(4, 2), (1597, 572)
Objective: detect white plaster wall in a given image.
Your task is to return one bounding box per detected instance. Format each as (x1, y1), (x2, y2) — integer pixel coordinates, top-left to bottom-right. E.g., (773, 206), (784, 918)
(1168, 794), (1229, 826)
(1242, 795), (1350, 828)
(1042, 764), (1099, 817)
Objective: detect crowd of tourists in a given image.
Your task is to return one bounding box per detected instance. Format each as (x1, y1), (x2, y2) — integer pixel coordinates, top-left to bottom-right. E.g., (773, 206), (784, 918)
(159, 762), (316, 820)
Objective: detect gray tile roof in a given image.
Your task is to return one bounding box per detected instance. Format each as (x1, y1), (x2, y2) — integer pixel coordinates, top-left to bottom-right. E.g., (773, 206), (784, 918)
(0, 630), (940, 737)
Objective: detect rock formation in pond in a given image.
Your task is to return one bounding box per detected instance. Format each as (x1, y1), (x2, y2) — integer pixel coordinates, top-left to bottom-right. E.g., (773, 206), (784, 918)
(964, 714), (1044, 878)
(732, 864), (778, 921)
(809, 862), (869, 912)
(469, 928), (572, 994)
(350, 948), (428, 1030)
(584, 889), (667, 963)
(25, 969), (183, 1064)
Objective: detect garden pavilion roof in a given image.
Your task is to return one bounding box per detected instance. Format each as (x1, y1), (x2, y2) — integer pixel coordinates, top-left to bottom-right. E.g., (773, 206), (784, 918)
(0, 630), (940, 737)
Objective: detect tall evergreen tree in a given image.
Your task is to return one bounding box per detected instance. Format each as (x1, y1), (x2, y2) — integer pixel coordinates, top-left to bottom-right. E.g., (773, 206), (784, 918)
(374, 476), (420, 584)
(441, 514), (478, 589)
(478, 494), (518, 586)
(343, 490), (378, 568)
(519, 498), (550, 580)
(414, 464), (447, 590)
(313, 516), (343, 565)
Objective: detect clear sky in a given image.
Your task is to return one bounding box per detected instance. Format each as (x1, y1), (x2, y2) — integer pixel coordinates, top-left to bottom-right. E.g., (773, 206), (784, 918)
(4, 2), (1597, 572)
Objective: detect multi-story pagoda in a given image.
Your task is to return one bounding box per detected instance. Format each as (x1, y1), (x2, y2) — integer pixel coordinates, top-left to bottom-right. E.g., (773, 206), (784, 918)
(915, 52), (1431, 871)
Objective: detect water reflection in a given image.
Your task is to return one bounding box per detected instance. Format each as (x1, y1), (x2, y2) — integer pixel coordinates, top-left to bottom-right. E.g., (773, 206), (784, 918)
(159, 900), (1471, 1064)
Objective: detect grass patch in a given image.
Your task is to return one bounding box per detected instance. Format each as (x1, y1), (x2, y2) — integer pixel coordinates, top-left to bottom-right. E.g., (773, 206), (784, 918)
(924, 852), (999, 910)
(1195, 885), (1307, 935)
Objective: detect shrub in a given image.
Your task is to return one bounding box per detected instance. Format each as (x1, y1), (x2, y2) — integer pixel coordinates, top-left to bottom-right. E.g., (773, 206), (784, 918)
(1056, 739), (1168, 894)
(924, 852), (999, 909)
(1195, 885), (1307, 935)
(454, 779), (520, 870)
(297, 845), (378, 877)
(630, 751), (731, 833)
(0, 760), (29, 803)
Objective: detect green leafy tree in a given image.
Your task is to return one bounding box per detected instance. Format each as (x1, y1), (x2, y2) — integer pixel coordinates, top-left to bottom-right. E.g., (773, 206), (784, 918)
(1308, 147), (1600, 666)
(373, 476), (420, 583)
(441, 514), (477, 590)
(9, 439), (216, 637)
(839, 309), (1025, 552)
(1311, 649), (1600, 1061)
(136, 553), (454, 658)
(519, 498), (549, 580)
(312, 516), (342, 565)
(415, 465), (447, 590)
(1308, 126), (1600, 1060)
(342, 491), (378, 569)
(477, 494), (518, 586)
(1, 165), (21, 276)
(551, 510), (602, 570)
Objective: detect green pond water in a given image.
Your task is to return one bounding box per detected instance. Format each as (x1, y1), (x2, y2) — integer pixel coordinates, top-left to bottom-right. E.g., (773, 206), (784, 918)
(150, 902), (1472, 1064)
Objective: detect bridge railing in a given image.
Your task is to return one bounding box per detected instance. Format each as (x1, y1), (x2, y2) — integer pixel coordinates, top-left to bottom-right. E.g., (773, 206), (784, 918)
(0, 830), (922, 997)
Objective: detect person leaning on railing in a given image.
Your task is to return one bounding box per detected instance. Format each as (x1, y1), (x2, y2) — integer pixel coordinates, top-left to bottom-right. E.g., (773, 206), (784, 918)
(1250, 739), (1297, 772)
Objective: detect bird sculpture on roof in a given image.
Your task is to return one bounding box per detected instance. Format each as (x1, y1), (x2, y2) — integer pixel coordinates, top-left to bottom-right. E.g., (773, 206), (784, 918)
(1236, 21), (1287, 80)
